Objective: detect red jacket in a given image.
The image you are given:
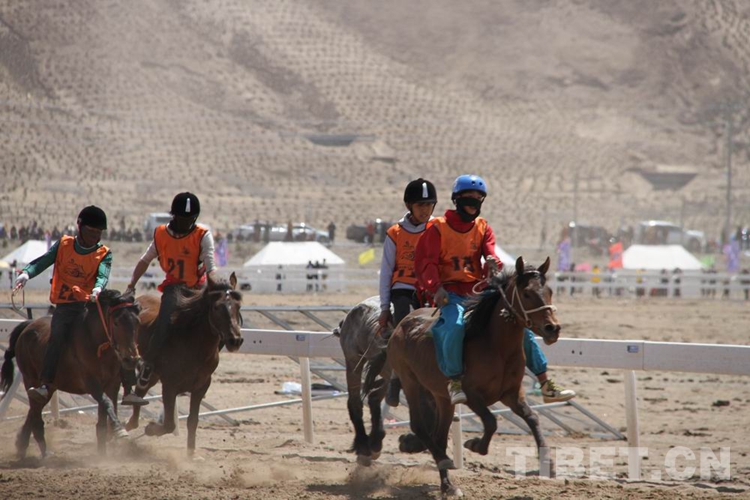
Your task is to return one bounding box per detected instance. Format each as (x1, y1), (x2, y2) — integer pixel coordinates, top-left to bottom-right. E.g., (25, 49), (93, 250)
(415, 209), (499, 296)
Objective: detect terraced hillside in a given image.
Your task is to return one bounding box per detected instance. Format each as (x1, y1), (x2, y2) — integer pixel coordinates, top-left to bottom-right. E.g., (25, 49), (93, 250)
(1, 0), (749, 244)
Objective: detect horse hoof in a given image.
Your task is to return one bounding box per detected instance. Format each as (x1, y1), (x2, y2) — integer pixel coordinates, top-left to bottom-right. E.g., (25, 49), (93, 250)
(441, 485), (464, 498)
(144, 423), (159, 436)
(115, 428), (130, 440)
(356, 454), (372, 467)
(463, 438), (487, 455)
(125, 421), (138, 432)
(370, 450), (381, 461)
(437, 458), (456, 470)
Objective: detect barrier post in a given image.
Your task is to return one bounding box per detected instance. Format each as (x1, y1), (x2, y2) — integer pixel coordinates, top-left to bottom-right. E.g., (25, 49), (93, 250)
(173, 397), (180, 436)
(452, 404), (464, 469)
(624, 370), (641, 479)
(300, 357), (314, 443)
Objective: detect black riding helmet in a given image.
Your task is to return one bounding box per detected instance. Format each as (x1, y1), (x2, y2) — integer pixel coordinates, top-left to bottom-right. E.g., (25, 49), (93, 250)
(403, 178), (437, 204)
(171, 192), (201, 217)
(77, 205), (107, 230)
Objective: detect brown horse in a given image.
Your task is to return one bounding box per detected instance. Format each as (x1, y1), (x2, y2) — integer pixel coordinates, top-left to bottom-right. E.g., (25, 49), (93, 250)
(125, 273), (244, 455)
(380, 257), (560, 497)
(0, 290), (141, 458)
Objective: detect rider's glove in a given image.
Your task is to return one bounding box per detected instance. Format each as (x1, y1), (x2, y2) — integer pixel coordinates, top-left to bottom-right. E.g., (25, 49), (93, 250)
(89, 287), (102, 302)
(13, 272), (29, 291)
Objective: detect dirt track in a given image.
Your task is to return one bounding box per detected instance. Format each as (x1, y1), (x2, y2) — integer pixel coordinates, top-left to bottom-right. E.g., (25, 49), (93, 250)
(1, 293), (749, 499)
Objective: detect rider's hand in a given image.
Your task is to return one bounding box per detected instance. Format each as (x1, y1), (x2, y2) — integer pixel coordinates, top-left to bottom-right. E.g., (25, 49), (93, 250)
(13, 272), (29, 291)
(89, 287), (102, 302)
(434, 287), (449, 307)
(125, 284), (136, 296)
(377, 310), (392, 332)
(486, 255), (500, 275)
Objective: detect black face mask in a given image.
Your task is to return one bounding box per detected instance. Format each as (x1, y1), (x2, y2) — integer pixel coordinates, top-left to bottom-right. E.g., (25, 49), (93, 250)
(169, 216), (197, 234)
(455, 197), (483, 222)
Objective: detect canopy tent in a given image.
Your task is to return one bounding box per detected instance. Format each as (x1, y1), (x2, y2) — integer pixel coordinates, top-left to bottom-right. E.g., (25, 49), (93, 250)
(243, 242), (345, 293)
(622, 244), (703, 271)
(0, 240), (48, 266)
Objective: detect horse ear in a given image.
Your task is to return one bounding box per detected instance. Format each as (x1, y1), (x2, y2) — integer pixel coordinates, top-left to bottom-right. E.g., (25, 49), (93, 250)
(515, 256), (525, 276)
(539, 257), (551, 276)
(229, 272), (238, 290)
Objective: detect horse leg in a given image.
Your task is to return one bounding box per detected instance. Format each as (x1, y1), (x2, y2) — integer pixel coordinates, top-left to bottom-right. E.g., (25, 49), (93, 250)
(187, 382), (210, 456)
(366, 377), (387, 460)
(16, 410), (34, 459)
(502, 394), (554, 478)
(434, 397), (463, 498)
(145, 386), (176, 436)
(345, 360), (371, 465)
(401, 384), (453, 470)
(28, 398), (48, 458)
(462, 391), (498, 456)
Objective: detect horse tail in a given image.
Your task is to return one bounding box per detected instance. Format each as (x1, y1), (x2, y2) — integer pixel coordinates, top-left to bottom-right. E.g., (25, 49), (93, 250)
(1, 320), (30, 395)
(362, 350), (387, 398)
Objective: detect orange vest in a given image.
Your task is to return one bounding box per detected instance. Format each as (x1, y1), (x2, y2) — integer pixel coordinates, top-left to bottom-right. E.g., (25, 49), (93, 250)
(433, 217), (487, 284)
(387, 223), (427, 286)
(154, 224), (208, 288)
(50, 236), (109, 304)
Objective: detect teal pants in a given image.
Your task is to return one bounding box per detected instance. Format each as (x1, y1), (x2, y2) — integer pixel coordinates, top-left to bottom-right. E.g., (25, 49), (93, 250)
(432, 292), (548, 378)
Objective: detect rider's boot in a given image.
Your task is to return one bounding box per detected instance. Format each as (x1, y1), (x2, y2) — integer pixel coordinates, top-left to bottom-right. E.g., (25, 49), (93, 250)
(448, 378), (467, 405)
(27, 384), (51, 405)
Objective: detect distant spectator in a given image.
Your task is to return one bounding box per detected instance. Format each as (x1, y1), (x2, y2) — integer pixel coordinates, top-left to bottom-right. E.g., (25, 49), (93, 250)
(556, 228), (571, 273)
(591, 264), (601, 297)
(672, 268), (682, 298)
(327, 221), (336, 243)
(306, 260), (315, 292)
(254, 220), (262, 243)
(10, 225), (17, 240)
(366, 221), (375, 246)
(264, 222), (271, 243)
(51, 226), (61, 240)
(275, 265), (284, 292)
(740, 268), (750, 301)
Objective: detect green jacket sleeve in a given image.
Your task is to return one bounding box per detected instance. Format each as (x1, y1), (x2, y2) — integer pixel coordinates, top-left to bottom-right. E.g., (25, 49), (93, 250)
(94, 251), (113, 290)
(22, 241), (59, 279)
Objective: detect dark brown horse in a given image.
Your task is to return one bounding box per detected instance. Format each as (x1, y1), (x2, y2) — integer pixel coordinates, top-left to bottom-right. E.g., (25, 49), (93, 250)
(125, 273), (244, 455)
(334, 296), (393, 466)
(380, 257), (560, 497)
(0, 290), (141, 458)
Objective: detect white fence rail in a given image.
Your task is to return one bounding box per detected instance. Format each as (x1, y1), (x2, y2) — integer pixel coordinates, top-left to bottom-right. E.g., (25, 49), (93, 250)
(1, 318), (749, 477)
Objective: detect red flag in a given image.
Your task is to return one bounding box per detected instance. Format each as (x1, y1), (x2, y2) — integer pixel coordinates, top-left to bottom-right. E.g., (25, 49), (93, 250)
(609, 242), (623, 269)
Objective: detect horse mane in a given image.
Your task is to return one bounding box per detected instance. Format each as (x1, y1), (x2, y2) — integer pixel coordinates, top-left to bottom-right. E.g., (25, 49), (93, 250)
(97, 288), (137, 307)
(171, 281), (237, 329)
(463, 270), (512, 339)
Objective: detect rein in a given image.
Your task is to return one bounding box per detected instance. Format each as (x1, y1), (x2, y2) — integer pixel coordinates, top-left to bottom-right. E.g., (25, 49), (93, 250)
(10, 287), (27, 319)
(96, 300), (137, 359)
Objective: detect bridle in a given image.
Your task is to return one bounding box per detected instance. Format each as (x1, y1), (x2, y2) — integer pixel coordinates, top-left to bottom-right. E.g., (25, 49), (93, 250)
(95, 299), (139, 359)
(207, 289), (242, 342)
(506, 270), (557, 327)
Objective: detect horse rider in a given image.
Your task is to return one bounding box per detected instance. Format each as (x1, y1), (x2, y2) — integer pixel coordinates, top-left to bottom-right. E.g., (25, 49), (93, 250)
(415, 175), (576, 405)
(13, 206), (119, 405)
(125, 192), (217, 390)
(378, 178), (437, 405)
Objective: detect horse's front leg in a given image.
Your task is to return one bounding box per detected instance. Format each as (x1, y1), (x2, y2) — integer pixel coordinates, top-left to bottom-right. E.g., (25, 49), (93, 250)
(502, 394), (554, 478)
(187, 381), (210, 456)
(145, 385), (177, 436)
(463, 389), (497, 456)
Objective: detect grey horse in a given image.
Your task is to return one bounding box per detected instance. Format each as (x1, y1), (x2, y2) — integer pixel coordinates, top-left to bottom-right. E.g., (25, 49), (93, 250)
(334, 296), (393, 466)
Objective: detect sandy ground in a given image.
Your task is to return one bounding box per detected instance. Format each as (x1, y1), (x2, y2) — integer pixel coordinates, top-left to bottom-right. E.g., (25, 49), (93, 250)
(1, 291), (749, 499)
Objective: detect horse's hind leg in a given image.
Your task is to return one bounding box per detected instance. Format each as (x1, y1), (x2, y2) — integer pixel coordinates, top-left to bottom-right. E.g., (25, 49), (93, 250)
(28, 400), (48, 458)
(16, 411), (34, 459)
(401, 384), (452, 469)
(366, 377), (387, 460)
(434, 397), (463, 497)
(462, 392), (498, 456)
(502, 394), (554, 478)
(187, 382), (209, 456)
(345, 360), (371, 464)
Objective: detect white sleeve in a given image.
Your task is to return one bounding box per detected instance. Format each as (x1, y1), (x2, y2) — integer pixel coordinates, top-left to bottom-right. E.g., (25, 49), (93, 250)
(140, 241), (158, 263)
(379, 236), (397, 311)
(201, 231), (217, 273)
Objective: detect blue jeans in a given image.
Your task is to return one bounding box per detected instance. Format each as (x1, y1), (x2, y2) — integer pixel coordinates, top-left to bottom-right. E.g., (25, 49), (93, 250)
(431, 292), (548, 378)
(524, 328), (548, 376)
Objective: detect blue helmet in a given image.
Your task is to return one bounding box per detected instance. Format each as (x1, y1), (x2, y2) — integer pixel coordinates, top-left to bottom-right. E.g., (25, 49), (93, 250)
(451, 175), (487, 199)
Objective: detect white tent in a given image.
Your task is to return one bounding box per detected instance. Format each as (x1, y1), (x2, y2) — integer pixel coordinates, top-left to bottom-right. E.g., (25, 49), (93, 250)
(494, 245), (516, 267)
(1, 240), (48, 266)
(242, 242), (345, 293)
(622, 244), (703, 271)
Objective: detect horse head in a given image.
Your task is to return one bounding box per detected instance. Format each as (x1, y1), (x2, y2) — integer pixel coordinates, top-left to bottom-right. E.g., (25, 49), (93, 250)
(95, 289), (142, 370)
(206, 272), (244, 352)
(511, 256), (560, 345)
